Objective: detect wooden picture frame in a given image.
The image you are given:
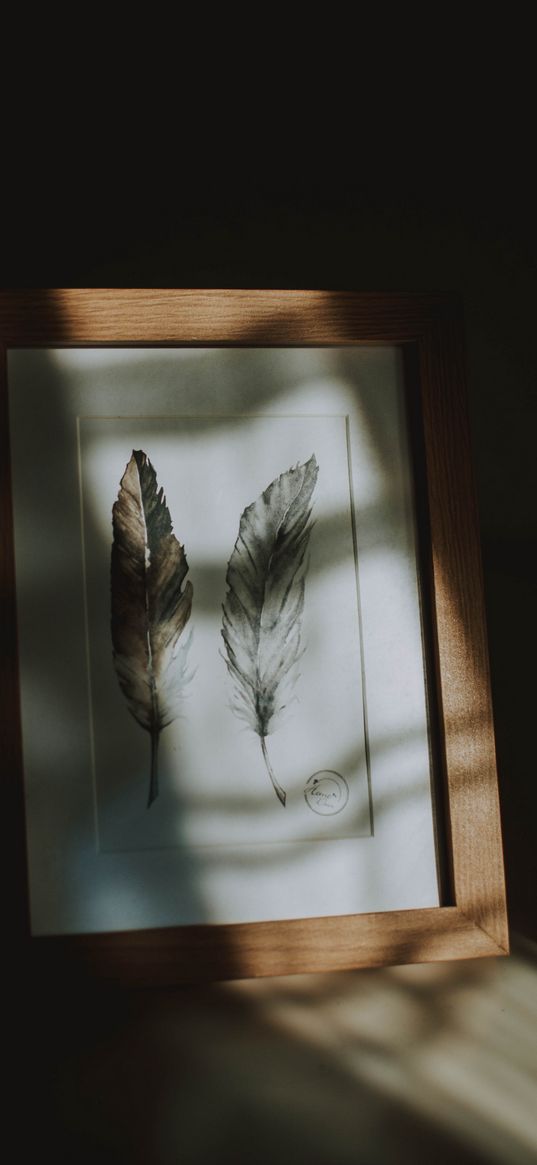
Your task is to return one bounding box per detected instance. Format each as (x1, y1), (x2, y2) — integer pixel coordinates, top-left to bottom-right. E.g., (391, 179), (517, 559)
(1, 289), (508, 985)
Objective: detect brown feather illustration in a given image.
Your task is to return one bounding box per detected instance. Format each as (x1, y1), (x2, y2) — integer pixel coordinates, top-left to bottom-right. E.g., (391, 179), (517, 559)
(111, 450), (193, 806)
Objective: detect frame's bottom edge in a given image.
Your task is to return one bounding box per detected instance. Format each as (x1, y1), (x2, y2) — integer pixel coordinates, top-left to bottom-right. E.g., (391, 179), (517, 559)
(21, 906), (507, 987)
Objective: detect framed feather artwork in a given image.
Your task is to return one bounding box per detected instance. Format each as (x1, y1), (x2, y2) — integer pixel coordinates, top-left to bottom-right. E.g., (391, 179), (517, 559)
(0, 291), (508, 983)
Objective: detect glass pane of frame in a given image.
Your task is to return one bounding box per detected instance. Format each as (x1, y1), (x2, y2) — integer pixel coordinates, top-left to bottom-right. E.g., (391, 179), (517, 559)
(7, 343), (448, 936)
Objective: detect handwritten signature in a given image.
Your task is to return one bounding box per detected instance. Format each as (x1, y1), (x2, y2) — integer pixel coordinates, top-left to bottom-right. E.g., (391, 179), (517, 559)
(304, 771), (349, 816)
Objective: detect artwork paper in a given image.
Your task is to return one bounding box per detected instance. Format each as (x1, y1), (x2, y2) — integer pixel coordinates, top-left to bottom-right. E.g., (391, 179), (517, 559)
(8, 347), (440, 933)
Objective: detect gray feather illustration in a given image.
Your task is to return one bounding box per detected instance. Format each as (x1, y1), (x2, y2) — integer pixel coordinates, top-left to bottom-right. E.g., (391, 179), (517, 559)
(221, 455), (318, 806)
(111, 450), (193, 807)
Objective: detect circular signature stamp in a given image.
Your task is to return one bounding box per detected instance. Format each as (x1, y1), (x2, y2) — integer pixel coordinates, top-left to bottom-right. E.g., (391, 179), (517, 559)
(304, 771), (349, 816)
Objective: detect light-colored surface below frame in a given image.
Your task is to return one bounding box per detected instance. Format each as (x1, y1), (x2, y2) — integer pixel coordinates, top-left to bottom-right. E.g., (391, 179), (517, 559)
(57, 937), (533, 1164)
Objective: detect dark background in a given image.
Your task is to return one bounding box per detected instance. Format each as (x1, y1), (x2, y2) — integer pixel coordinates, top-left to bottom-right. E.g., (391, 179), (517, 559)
(5, 161), (536, 1162)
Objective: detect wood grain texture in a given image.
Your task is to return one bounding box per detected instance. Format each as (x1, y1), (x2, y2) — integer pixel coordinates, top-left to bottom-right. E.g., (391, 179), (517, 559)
(29, 907), (502, 988)
(419, 317), (509, 952)
(0, 288), (452, 345)
(0, 289), (508, 982)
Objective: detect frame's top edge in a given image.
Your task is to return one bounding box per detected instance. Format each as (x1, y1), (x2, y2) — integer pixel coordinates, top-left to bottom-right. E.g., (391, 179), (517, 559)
(0, 289), (461, 347)
(0, 288), (460, 307)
